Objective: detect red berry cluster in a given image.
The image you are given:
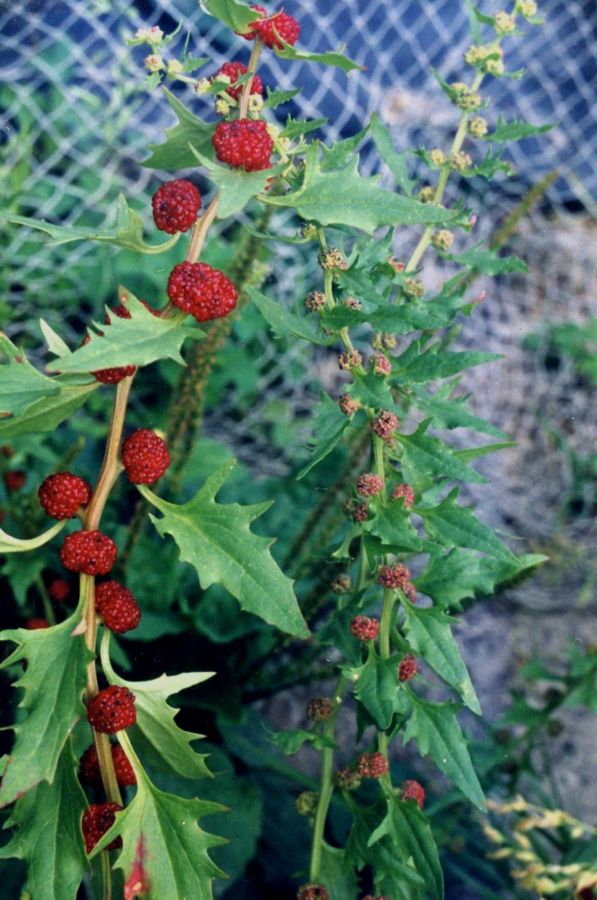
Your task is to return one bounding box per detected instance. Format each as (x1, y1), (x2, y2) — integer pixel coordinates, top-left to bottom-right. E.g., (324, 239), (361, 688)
(356, 752), (389, 779)
(3, 470), (26, 491)
(356, 472), (384, 497)
(167, 261), (239, 323)
(338, 393), (359, 416)
(401, 779), (426, 809)
(212, 119), (273, 172)
(378, 563), (411, 589)
(350, 615), (380, 641)
(95, 581), (141, 634)
(122, 428), (170, 485)
(152, 178), (201, 234)
(82, 802), (123, 853)
(296, 886), (329, 900)
(38, 472), (92, 520)
(240, 6), (300, 49)
(25, 618), (49, 630)
(87, 685), (136, 734)
(306, 697), (334, 722)
(79, 743), (136, 787)
(48, 578), (70, 602)
(346, 499), (369, 523)
(371, 410), (399, 442)
(214, 61), (263, 100)
(60, 530), (117, 576)
(398, 653), (418, 682)
(391, 482), (415, 508)
(335, 766), (361, 791)
(371, 352), (391, 376)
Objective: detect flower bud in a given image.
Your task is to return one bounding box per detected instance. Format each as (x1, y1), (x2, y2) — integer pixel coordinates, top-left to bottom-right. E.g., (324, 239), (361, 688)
(494, 11), (516, 34)
(431, 229), (454, 252)
(429, 148), (446, 166)
(469, 116), (488, 138)
(144, 54), (164, 73)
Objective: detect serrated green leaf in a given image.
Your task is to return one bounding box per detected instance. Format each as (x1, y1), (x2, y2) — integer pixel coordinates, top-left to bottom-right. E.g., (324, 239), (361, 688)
(47, 297), (202, 374)
(144, 88), (215, 170)
(39, 318), (70, 357)
(393, 347), (501, 383)
(349, 370), (400, 411)
(189, 149), (276, 218)
(268, 728), (336, 755)
(350, 646), (410, 729)
(398, 422), (487, 484)
(412, 389), (507, 438)
(273, 40), (363, 73)
(0, 333), (59, 417)
(101, 637), (214, 780)
(0, 380), (98, 437)
(403, 694), (486, 809)
(319, 841), (359, 900)
(280, 116), (327, 139)
(419, 490), (517, 562)
(139, 460), (309, 638)
(454, 440), (516, 462)
(447, 243), (528, 275)
(320, 127), (369, 171)
(368, 301), (455, 334)
(93, 763), (225, 900)
(0, 742), (88, 900)
(362, 503), (424, 552)
(484, 117), (553, 143)
(370, 113), (416, 194)
(296, 393), (351, 479)
(0, 520), (66, 553)
(0, 608), (89, 807)
(200, 0), (256, 31)
(368, 795), (444, 899)
(403, 605), (481, 714)
(0, 194), (180, 254)
(249, 286), (333, 347)
(263, 87), (300, 109)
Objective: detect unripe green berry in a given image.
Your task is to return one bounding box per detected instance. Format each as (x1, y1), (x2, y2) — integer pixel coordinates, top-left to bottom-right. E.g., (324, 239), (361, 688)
(248, 94), (264, 113)
(469, 116), (488, 138)
(331, 573), (351, 594)
(300, 223), (318, 240)
(517, 0), (538, 19)
(429, 148), (446, 166)
(295, 791), (318, 816)
(214, 98), (231, 116)
(318, 248), (348, 271)
(144, 54), (164, 72)
(166, 59), (183, 78)
(432, 229), (454, 252)
(403, 278), (424, 299)
(419, 186), (435, 203)
(485, 57), (505, 76)
(450, 151), (473, 171)
(494, 11), (516, 34)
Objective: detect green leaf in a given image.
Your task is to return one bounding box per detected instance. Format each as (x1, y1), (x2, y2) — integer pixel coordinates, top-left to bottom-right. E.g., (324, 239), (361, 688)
(319, 841), (359, 900)
(320, 127), (369, 172)
(454, 440), (516, 463)
(139, 460), (309, 638)
(362, 504), (424, 553)
(350, 646), (410, 729)
(144, 88), (215, 170)
(414, 549), (547, 608)
(39, 318), (71, 357)
(0, 333), (59, 417)
(398, 422), (487, 484)
(296, 393), (351, 479)
(368, 795), (444, 900)
(403, 694), (486, 809)
(0, 742), (88, 899)
(249, 286), (333, 347)
(419, 490), (517, 563)
(403, 605), (481, 714)
(93, 764), (225, 900)
(393, 347), (501, 383)
(47, 297), (202, 374)
(268, 728), (336, 755)
(349, 370), (399, 411)
(447, 243), (528, 275)
(0, 609), (89, 807)
(263, 149), (459, 234)
(484, 117), (553, 143)
(263, 87), (301, 109)
(0, 380), (98, 437)
(101, 637), (214, 780)
(368, 301), (456, 334)
(273, 41), (363, 74)
(370, 113), (416, 193)
(0, 520), (66, 553)
(200, 0), (256, 31)
(280, 116), (327, 139)
(412, 389), (507, 439)
(0, 194), (180, 254)
(189, 149), (276, 218)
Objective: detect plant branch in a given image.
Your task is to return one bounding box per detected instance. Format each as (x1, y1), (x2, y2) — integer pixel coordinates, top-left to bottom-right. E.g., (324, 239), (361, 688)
(239, 39), (263, 119)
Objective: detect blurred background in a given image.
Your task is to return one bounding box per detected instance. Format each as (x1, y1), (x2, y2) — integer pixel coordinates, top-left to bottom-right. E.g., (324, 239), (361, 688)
(1, 1), (595, 897)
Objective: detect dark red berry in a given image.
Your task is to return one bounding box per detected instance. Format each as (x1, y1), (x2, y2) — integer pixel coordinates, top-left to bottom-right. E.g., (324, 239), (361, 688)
(356, 473), (384, 497)
(346, 499), (369, 523)
(306, 698), (334, 722)
(398, 654), (418, 682)
(79, 743), (136, 787)
(237, 4), (267, 39)
(122, 429), (170, 485)
(356, 751), (389, 779)
(60, 530), (117, 576)
(378, 564), (411, 589)
(256, 10), (300, 48)
(214, 61), (263, 100)
(3, 470), (26, 491)
(95, 581), (141, 634)
(350, 616), (380, 641)
(212, 119), (273, 172)
(87, 686), (136, 734)
(297, 886), (329, 900)
(335, 766), (361, 791)
(401, 779), (425, 809)
(391, 483), (415, 508)
(38, 472), (92, 520)
(82, 802), (123, 853)
(151, 179), (202, 234)
(371, 410), (399, 442)
(48, 578), (71, 602)
(25, 618), (49, 630)
(167, 261), (238, 323)
(82, 333), (136, 385)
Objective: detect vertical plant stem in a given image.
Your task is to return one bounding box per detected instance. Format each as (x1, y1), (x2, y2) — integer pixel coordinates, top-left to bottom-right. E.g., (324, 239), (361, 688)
(186, 194), (221, 264)
(378, 587), (396, 783)
(101, 848), (112, 900)
(239, 39), (263, 119)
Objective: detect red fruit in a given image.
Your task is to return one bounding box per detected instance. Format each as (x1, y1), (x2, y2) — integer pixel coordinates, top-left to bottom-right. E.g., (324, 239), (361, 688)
(237, 4), (267, 39)
(87, 685), (136, 734)
(297, 886), (329, 900)
(122, 429), (170, 485)
(403, 582), (417, 603)
(167, 261), (238, 323)
(81, 802), (123, 853)
(82, 333), (136, 385)
(357, 751), (389, 779)
(38, 472), (92, 520)
(356, 473), (384, 497)
(350, 615), (380, 641)
(391, 483), (415, 508)
(95, 580), (141, 634)
(398, 653), (418, 682)
(151, 179), (202, 234)
(214, 61), (263, 101)
(79, 743), (136, 787)
(60, 530), (117, 576)
(212, 119), (273, 172)
(256, 10), (300, 48)
(371, 410), (399, 441)
(48, 578), (71, 602)
(346, 499), (369, 523)
(25, 618), (49, 630)
(378, 563), (411, 589)
(306, 697), (333, 722)
(3, 470), (26, 491)
(401, 779), (425, 809)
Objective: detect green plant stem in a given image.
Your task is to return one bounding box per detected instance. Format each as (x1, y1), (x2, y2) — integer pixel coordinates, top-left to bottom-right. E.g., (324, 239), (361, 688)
(378, 587), (397, 784)
(101, 850), (112, 900)
(239, 39), (262, 119)
(309, 675), (348, 883)
(186, 193), (221, 264)
(35, 575), (56, 626)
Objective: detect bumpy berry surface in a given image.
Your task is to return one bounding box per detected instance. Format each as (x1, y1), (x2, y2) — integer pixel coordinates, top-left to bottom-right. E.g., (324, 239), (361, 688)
(82, 802), (123, 853)
(38, 472), (92, 520)
(306, 697), (334, 722)
(378, 563), (411, 589)
(87, 685), (136, 734)
(82, 333), (136, 385)
(215, 61), (263, 100)
(25, 618), (49, 630)
(237, 4), (267, 39)
(79, 743), (136, 787)
(256, 10), (300, 48)
(335, 766), (361, 791)
(95, 580), (141, 634)
(212, 119), (273, 172)
(122, 428), (170, 485)
(3, 470), (26, 491)
(350, 615), (380, 641)
(391, 483), (415, 508)
(48, 578), (71, 602)
(398, 653), (418, 682)
(357, 473), (384, 497)
(60, 530), (117, 576)
(297, 886), (329, 900)
(167, 261), (238, 323)
(401, 779), (426, 809)
(371, 410), (399, 441)
(357, 751), (389, 779)
(152, 179), (201, 234)
(402, 582), (417, 603)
